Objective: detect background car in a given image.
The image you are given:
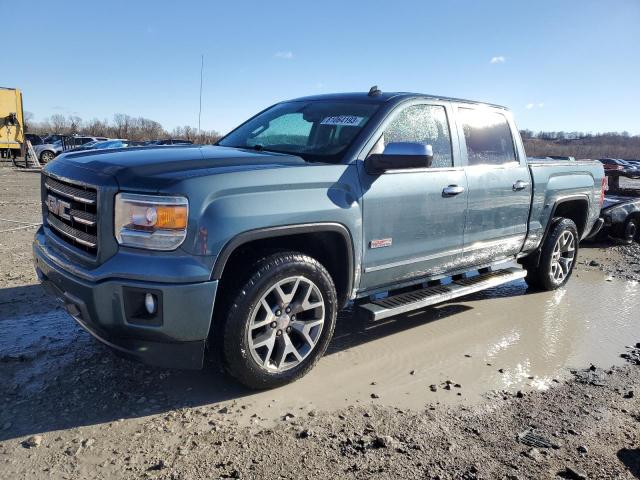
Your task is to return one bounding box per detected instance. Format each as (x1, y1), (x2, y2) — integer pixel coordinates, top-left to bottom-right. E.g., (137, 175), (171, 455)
(33, 140), (63, 163)
(144, 139), (194, 146)
(599, 158), (640, 178)
(25, 133), (44, 146)
(34, 135), (107, 162)
(616, 159), (640, 178)
(90, 139), (130, 149)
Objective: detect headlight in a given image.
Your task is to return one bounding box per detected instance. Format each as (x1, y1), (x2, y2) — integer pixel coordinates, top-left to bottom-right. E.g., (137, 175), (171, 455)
(114, 193), (188, 250)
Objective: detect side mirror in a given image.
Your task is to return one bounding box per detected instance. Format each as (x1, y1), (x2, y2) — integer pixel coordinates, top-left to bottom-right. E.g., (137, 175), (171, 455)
(365, 142), (433, 175)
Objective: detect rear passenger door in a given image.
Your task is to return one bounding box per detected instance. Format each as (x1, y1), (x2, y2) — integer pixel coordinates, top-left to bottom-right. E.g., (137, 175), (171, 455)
(358, 101), (468, 290)
(456, 106), (531, 266)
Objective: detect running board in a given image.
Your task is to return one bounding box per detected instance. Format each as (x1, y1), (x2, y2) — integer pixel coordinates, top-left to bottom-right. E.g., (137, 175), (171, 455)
(358, 267), (527, 321)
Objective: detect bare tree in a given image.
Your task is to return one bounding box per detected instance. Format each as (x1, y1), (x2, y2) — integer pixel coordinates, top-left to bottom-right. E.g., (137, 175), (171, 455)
(68, 115), (83, 134)
(23, 111), (34, 132)
(49, 114), (69, 133)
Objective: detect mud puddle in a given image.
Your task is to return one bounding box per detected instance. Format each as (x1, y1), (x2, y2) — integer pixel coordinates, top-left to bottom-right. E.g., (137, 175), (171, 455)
(2, 268), (637, 438)
(219, 269), (639, 420)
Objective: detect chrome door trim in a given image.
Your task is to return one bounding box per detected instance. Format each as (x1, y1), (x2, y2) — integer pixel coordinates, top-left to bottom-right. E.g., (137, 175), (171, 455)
(363, 234), (527, 273)
(363, 247), (462, 273)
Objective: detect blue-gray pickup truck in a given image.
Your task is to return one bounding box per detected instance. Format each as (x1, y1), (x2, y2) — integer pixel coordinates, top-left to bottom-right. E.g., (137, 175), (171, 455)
(33, 89), (606, 388)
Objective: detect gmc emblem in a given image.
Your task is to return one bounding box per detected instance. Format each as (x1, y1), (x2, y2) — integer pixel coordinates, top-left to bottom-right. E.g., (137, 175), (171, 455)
(46, 195), (71, 221)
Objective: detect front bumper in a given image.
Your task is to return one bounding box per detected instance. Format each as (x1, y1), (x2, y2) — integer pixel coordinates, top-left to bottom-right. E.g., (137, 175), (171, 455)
(33, 228), (218, 369)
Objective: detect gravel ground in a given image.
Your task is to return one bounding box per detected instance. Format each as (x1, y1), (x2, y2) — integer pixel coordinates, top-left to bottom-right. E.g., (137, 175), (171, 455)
(0, 166), (639, 479)
(580, 242), (640, 283)
(1, 362), (639, 479)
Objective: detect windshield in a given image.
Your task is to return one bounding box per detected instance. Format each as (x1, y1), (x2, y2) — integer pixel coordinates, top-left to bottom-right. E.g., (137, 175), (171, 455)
(218, 101), (380, 162)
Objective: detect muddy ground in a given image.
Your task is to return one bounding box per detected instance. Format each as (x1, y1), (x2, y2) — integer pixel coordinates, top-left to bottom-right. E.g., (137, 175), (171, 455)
(0, 166), (639, 479)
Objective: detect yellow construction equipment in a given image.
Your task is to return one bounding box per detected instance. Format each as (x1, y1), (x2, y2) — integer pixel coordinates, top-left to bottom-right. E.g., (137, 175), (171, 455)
(1, 87), (25, 159)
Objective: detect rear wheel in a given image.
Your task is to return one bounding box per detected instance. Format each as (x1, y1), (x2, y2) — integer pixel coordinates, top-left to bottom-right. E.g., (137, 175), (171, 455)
(524, 218), (578, 291)
(221, 252), (337, 389)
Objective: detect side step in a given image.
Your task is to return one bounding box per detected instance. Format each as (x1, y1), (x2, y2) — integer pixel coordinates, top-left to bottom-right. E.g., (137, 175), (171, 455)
(358, 267), (527, 321)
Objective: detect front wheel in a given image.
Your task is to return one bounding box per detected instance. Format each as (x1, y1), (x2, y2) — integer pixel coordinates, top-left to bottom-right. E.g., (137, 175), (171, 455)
(524, 218), (579, 291)
(40, 150), (55, 164)
(221, 252), (337, 389)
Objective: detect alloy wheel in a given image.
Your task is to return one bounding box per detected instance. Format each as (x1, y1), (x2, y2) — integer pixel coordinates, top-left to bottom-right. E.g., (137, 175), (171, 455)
(550, 230), (576, 283)
(247, 275), (325, 372)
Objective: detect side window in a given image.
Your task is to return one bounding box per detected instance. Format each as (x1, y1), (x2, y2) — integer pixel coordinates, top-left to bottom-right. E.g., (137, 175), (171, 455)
(459, 108), (516, 165)
(379, 104), (453, 168)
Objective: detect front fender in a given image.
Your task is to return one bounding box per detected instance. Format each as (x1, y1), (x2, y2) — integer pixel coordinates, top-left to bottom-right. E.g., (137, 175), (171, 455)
(176, 163), (364, 284)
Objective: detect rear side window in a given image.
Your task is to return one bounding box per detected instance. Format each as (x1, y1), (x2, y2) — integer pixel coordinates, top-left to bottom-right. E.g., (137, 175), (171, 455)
(382, 104), (453, 168)
(459, 108), (516, 165)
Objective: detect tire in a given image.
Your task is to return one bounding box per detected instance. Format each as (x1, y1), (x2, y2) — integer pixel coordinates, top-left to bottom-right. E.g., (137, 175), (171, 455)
(623, 217), (638, 244)
(524, 218), (579, 291)
(40, 150), (55, 164)
(221, 251), (337, 389)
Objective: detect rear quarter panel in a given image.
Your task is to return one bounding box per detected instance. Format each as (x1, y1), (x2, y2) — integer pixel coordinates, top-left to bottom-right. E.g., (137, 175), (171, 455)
(524, 160), (604, 251)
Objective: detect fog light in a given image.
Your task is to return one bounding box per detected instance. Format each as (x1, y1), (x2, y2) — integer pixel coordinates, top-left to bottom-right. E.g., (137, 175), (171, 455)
(144, 293), (156, 314)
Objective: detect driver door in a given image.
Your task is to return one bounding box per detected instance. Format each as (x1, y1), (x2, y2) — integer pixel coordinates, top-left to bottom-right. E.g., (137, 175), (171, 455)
(357, 101), (468, 291)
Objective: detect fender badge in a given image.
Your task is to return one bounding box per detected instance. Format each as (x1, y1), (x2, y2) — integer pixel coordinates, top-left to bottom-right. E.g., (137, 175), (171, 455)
(370, 238), (392, 249)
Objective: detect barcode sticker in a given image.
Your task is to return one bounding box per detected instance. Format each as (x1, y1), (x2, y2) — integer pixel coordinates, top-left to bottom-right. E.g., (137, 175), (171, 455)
(320, 115), (364, 126)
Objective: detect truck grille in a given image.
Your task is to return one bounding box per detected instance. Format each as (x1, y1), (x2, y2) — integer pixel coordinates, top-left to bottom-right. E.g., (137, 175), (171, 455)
(43, 175), (98, 256)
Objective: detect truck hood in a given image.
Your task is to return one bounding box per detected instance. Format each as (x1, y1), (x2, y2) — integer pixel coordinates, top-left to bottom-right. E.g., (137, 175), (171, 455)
(53, 145), (309, 189)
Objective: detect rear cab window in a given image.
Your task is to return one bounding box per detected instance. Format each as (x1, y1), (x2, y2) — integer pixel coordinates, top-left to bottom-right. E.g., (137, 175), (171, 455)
(458, 107), (517, 166)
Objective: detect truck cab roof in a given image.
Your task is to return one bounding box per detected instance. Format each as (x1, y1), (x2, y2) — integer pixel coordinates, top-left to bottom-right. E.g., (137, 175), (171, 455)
(289, 91), (508, 110)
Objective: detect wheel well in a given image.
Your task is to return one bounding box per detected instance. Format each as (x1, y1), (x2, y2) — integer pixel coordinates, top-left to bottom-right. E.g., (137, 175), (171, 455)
(552, 199), (589, 237)
(215, 230), (353, 308)
(518, 198), (589, 270)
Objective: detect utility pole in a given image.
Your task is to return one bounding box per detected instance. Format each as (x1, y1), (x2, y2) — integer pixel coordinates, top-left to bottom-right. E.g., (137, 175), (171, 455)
(198, 54), (204, 136)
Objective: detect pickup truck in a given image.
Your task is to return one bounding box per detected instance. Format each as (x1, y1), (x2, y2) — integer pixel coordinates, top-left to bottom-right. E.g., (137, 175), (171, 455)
(33, 89), (606, 389)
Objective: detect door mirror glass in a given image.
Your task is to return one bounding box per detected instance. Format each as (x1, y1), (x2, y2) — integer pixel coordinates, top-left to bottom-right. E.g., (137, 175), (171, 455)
(365, 142), (433, 175)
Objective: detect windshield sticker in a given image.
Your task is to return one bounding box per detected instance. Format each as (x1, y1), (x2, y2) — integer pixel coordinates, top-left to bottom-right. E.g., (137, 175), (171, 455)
(320, 115), (364, 126)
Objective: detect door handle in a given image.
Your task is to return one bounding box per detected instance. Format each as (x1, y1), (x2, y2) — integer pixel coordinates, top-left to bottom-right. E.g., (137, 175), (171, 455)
(442, 185), (465, 197)
(513, 180), (530, 191)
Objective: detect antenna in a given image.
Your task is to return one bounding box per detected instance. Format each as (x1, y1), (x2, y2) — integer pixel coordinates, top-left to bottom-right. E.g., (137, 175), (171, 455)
(368, 85), (381, 97)
(198, 54), (204, 135)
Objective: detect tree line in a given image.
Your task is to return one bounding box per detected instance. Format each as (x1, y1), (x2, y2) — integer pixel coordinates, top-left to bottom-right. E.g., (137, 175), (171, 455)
(520, 130), (640, 159)
(24, 112), (640, 158)
(25, 112), (222, 144)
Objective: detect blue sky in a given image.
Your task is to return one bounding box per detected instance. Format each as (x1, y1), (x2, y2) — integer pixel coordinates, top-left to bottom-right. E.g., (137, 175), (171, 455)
(6, 0), (640, 135)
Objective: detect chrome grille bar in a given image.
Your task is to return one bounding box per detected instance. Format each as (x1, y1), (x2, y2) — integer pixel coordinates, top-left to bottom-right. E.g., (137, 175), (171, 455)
(44, 177), (97, 205)
(68, 209), (96, 226)
(43, 174), (99, 256)
(47, 214), (97, 248)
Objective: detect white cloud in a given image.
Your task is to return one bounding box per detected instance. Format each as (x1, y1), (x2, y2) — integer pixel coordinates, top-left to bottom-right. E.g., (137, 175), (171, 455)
(490, 56), (506, 64)
(274, 51), (294, 60)
(526, 102), (545, 110)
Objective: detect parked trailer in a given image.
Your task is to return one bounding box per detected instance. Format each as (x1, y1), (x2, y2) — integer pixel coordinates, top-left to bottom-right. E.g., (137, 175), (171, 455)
(0, 87), (25, 159)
